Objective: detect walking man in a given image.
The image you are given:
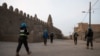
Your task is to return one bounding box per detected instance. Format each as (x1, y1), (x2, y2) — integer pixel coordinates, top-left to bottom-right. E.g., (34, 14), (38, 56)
(43, 29), (49, 46)
(73, 32), (79, 45)
(85, 27), (93, 49)
(16, 22), (31, 56)
(50, 32), (54, 43)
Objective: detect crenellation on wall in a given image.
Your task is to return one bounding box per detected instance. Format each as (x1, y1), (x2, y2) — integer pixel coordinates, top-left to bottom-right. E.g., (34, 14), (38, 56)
(9, 6), (13, 11)
(30, 16), (33, 19)
(29, 15), (32, 19)
(0, 2), (63, 42)
(34, 14), (37, 19)
(1, 3), (32, 21)
(26, 14), (29, 19)
(15, 8), (19, 13)
(23, 13), (26, 17)
(28, 15), (30, 19)
(19, 10), (23, 16)
(2, 3), (7, 9)
(28, 15), (31, 19)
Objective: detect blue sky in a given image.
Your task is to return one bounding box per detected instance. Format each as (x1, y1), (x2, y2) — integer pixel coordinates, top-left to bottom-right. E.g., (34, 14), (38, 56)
(0, 0), (100, 36)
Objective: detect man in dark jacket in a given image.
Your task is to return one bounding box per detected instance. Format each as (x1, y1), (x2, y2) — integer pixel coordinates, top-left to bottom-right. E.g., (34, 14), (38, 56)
(85, 28), (93, 49)
(73, 32), (79, 45)
(50, 32), (54, 43)
(16, 22), (31, 56)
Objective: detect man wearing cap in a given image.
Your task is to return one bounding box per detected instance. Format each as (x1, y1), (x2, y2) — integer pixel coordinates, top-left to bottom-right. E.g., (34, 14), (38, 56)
(16, 22), (31, 56)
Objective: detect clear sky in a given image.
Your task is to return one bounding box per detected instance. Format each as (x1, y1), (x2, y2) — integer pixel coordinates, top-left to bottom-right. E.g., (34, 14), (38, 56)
(0, 0), (100, 36)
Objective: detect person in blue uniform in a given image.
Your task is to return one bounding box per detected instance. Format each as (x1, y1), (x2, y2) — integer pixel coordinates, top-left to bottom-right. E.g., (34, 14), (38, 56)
(43, 29), (49, 46)
(16, 22), (31, 56)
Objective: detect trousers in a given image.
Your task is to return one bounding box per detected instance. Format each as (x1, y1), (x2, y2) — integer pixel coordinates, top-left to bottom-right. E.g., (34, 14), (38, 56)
(16, 37), (29, 53)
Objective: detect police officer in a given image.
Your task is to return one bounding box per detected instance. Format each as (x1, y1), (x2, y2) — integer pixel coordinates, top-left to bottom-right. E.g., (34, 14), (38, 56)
(16, 22), (31, 56)
(85, 27), (93, 49)
(43, 29), (49, 46)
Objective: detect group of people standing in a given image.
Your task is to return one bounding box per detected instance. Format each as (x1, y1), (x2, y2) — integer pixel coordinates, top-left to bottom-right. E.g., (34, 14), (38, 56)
(73, 27), (94, 49)
(16, 22), (54, 56)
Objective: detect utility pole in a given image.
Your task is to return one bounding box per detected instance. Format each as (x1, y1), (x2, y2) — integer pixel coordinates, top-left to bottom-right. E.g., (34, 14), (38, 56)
(89, 2), (91, 28)
(82, 2), (92, 28)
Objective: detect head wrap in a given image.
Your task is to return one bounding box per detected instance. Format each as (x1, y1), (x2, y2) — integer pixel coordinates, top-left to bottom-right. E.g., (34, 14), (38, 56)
(20, 22), (27, 28)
